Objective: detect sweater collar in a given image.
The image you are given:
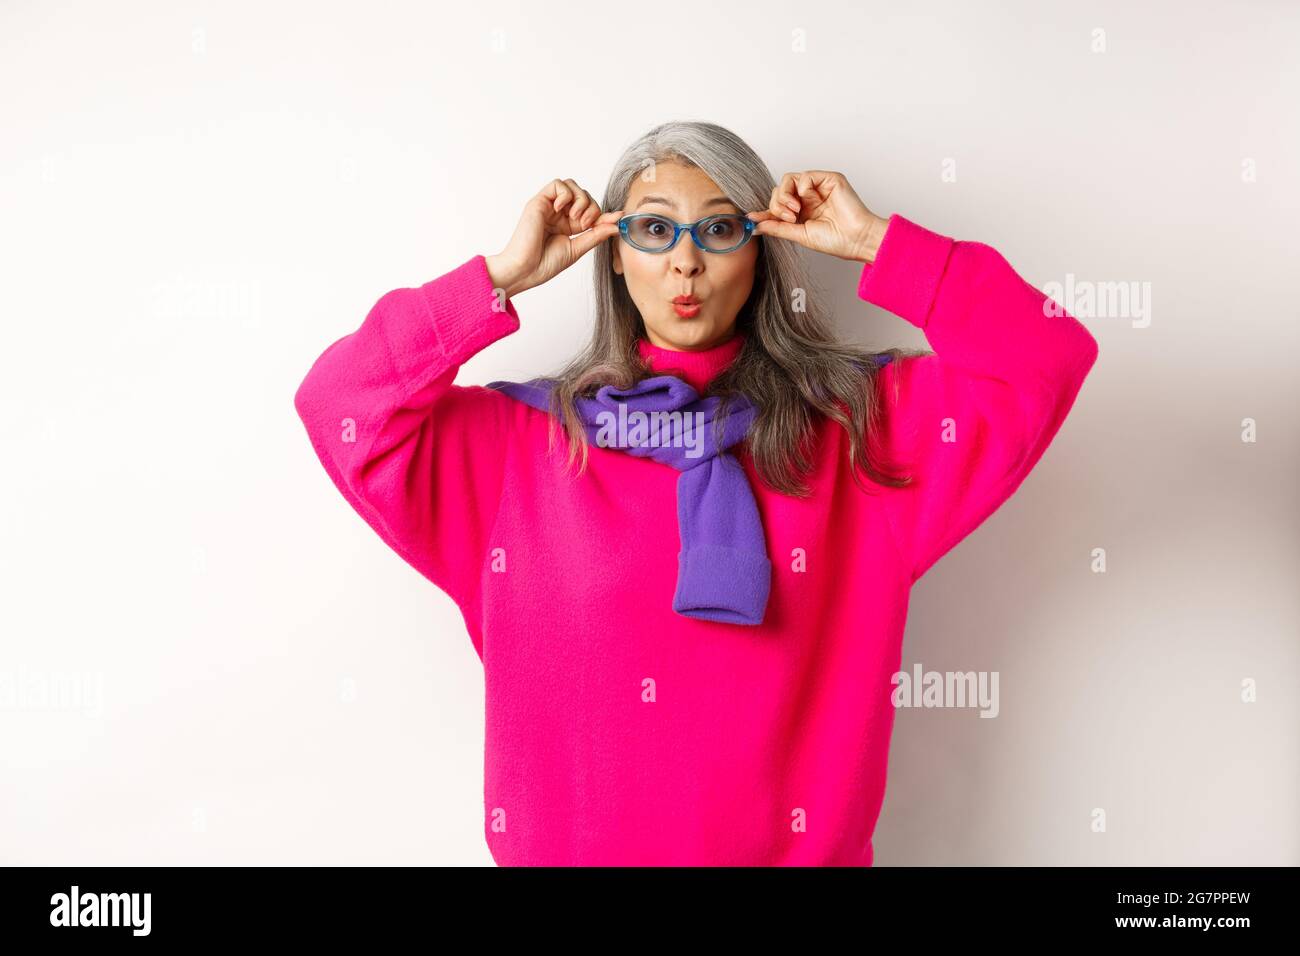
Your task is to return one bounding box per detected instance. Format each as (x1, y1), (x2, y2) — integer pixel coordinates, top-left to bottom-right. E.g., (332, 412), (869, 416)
(636, 331), (745, 392)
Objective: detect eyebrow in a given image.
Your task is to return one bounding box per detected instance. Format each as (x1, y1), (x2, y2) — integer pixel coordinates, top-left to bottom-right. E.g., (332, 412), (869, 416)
(634, 195), (739, 212)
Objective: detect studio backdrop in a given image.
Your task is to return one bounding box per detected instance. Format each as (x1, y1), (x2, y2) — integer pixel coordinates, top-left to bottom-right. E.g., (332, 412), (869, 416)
(1, 0), (1295, 865)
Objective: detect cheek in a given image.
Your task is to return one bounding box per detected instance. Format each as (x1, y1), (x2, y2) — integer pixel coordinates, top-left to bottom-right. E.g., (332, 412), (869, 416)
(719, 256), (758, 301)
(621, 252), (659, 290)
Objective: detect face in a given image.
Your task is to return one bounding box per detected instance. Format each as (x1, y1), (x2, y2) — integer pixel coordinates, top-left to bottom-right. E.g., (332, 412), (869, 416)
(612, 161), (759, 352)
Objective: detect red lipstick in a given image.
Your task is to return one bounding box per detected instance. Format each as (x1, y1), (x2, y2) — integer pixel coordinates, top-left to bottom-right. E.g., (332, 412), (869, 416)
(672, 294), (701, 318)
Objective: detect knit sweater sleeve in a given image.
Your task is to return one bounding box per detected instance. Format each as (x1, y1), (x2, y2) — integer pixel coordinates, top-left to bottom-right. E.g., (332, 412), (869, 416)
(293, 254), (520, 639)
(858, 214), (1100, 585)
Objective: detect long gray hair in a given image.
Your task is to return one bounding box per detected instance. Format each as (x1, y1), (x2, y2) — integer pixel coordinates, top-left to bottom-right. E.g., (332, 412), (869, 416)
(537, 120), (925, 498)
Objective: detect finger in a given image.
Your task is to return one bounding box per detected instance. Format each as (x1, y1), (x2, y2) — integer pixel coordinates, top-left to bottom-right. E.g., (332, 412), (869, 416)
(750, 214), (802, 243)
(818, 170), (867, 215)
(570, 219), (621, 258)
(550, 178), (574, 214)
(771, 178), (789, 218)
(747, 210), (787, 236)
(767, 186), (792, 222)
(771, 176), (800, 221)
(781, 173), (804, 214)
(567, 200), (601, 235)
(793, 172), (827, 217)
(580, 194), (604, 231)
(563, 178), (591, 226)
(568, 183), (604, 234)
(806, 169), (843, 187)
(538, 178), (565, 205)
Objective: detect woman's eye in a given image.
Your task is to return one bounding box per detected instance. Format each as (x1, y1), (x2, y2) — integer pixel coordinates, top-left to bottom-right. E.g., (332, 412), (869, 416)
(647, 220), (669, 236)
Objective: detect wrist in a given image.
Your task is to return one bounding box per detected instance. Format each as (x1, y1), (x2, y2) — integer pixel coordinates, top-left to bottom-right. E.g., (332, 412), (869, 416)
(484, 253), (526, 299)
(853, 214), (892, 264)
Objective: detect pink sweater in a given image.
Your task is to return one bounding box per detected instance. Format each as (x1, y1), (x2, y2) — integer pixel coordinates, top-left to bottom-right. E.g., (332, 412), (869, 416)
(293, 214), (1099, 866)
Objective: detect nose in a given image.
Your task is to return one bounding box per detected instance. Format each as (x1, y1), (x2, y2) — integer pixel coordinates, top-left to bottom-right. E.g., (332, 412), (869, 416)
(669, 244), (704, 278)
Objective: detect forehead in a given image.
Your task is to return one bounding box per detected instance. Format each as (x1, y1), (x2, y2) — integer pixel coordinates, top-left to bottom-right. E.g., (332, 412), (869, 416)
(626, 161), (737, 211)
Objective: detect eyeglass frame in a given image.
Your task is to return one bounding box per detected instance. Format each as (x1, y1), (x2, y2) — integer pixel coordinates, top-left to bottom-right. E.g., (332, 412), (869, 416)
(617, 212), (758, 254)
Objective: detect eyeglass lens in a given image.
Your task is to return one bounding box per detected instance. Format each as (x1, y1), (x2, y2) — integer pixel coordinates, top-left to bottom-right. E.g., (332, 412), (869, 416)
(626, 215), (746, 252)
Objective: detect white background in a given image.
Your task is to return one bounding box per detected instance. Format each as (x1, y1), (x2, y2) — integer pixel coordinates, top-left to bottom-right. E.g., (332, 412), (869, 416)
(2, 0), (1296, 865)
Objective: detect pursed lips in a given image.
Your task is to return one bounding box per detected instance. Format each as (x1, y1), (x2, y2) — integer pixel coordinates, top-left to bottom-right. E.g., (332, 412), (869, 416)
(672, 296), (701, 317)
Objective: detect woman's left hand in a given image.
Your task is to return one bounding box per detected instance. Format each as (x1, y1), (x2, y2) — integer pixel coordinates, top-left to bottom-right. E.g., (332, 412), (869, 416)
(747, 170), (890, 263)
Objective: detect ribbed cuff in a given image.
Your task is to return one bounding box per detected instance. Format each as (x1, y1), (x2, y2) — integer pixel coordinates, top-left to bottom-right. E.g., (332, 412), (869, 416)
(673, 545), (772, 626)
(417, 254), (521, 368)
(857, 214), (955, 331)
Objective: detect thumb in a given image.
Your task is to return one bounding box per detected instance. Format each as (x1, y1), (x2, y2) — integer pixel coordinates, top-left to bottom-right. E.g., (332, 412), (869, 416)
(749, 212), (803, 243)
(570, 217), (621, 260)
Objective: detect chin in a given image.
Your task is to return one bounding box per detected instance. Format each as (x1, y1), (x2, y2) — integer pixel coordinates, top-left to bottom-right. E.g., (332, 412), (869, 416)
(674, 326), (737, 352)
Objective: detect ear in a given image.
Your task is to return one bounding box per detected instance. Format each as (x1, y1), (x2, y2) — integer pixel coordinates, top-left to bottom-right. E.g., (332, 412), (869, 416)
(611, 242), (623, 276)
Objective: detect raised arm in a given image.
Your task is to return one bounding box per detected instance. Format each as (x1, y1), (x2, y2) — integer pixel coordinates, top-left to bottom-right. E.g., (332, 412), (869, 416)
(858, 214), (1100, 584)
(293, 255), (520, 649)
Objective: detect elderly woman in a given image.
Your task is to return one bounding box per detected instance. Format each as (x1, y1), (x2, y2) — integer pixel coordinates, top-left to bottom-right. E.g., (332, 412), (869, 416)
(293, 120), (1098, 866)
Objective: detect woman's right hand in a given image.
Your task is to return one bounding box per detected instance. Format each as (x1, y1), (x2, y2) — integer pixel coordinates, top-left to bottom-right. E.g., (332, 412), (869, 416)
(485, 179), (623, 299)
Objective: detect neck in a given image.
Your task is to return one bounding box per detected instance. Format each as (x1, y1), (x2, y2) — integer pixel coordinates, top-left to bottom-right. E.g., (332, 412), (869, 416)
(636, 330), (746, 392)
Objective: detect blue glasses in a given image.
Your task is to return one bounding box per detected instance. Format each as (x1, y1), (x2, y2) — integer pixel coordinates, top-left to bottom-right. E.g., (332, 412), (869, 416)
(618, 213), (757, 254)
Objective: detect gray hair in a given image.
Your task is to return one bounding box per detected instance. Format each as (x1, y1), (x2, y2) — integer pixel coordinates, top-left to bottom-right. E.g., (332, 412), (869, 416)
(539, 119), (924, 498)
